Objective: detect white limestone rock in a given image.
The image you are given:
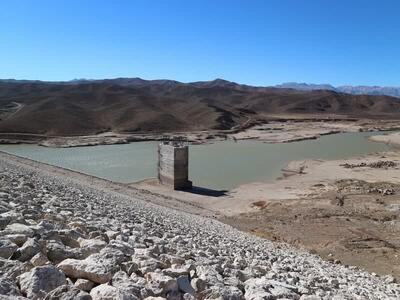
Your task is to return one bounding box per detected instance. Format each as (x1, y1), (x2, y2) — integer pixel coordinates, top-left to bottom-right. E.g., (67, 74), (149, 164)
(1, 223), (33, 237)
(130, 272), (146, 286)
(58, 229), (83, 248)
(58, 248), (125, 284)
(58, 257), (112, 285)
(74, 279), (95, 292)
(0, 295), (28, 300)
(218, 286), (245, 299)
(12, 238), (41, 262)
(105, 230), (119, 240)
(4, 234), (27, 247)
(0, 211), (24, 230)
(244, 278), (273, 300)
(190, 278), (206, 294)
(78, 238), (107, 256)
(299, 296), (322, 300)
(132, 257), (166, 274)
(145, 272), (179, 297)
(19, 265), (67, 299)
(107, 240), (135, 257)
(163, 267), (188, 277)
(0, 239), (17, 259)
(30, 252), (50, 267)
(111, 271), (142, 297)
(195, 265), (223, 286)
(46, 240), (76, 264)
(0, 258), (33, 280)
(90, 283), (139, 300)
(182, 293), (195, 300)
(43, 284), (91, 300)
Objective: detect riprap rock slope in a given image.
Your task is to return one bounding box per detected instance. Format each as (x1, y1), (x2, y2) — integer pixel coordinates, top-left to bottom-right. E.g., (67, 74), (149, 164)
(0, 158), (398, 299)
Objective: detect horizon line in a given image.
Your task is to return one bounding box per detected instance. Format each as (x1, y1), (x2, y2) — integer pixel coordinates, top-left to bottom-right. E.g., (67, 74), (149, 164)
(0, 77), (399, 89)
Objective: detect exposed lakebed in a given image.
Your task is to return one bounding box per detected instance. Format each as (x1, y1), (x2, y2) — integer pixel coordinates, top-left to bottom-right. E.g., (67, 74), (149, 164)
(0, 132), (392, 190)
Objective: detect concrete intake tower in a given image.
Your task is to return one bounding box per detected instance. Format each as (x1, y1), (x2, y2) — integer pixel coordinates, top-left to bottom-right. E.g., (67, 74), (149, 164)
(158, 142), (192, 190)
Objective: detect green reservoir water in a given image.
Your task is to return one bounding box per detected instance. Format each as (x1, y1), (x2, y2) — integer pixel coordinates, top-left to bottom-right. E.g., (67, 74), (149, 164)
(0, 132), (392, 190)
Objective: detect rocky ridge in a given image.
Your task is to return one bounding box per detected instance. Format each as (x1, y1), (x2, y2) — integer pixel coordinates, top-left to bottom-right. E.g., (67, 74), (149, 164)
(2, 78), (400, 137)
(0, 158), (398, 299)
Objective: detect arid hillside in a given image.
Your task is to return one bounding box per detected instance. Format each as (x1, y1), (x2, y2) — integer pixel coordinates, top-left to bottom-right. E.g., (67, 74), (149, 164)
(1, 78), (400, 136)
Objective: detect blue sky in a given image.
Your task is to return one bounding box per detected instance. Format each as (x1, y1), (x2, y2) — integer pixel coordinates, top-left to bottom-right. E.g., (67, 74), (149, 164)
(0, 0), (399, 86)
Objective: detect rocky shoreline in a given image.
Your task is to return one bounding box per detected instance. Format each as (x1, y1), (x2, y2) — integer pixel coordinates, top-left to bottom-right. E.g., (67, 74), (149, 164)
(0, 155), (399, 299)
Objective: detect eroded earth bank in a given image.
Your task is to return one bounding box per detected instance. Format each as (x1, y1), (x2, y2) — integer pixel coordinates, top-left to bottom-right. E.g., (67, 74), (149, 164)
(1, 118), (400, 148)
(0, 153), (399, 299)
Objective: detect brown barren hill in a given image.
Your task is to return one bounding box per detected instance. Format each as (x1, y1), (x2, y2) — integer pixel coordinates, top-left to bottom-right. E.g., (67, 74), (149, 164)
(0, 78), (400, 136)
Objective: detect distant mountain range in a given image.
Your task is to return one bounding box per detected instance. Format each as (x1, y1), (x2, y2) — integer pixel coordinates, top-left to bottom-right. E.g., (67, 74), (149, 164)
(2, 78), (399, 98)
(274, 82), (400, 98)
(1, 77), (400, 136)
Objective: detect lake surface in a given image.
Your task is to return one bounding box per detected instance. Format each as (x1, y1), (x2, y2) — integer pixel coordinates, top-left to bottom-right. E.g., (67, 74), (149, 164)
(0, 132), (392, 190)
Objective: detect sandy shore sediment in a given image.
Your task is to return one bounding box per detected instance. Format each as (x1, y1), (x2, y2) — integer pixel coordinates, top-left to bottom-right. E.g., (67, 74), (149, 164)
(369, 131), (400, 147)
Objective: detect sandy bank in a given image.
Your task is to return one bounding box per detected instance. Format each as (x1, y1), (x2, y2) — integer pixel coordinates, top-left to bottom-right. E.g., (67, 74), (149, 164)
(222, 151), (400, 213)
(134, 149), (400, 216)
(370, 131), (400, 147)
(228, 119), (400, 143)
